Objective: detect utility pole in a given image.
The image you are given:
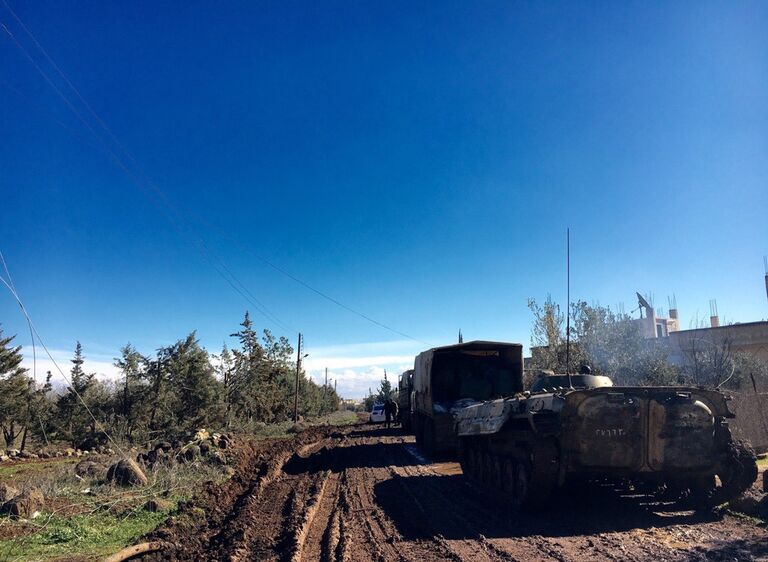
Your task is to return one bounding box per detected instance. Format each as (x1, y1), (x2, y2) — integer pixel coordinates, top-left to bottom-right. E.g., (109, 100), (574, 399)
(293, 333), (303, 423)
(566, 228), (573, 389)
(322, 367), (328, 412)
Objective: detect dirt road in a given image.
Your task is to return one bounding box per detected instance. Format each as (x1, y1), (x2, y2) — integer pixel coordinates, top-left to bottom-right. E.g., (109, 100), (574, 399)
(147, 423), (768, 562)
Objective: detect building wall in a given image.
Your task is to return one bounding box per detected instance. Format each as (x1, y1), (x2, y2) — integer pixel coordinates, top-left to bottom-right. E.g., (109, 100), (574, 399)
(666, 321), (768, 364)
(728, 392), (768, 454)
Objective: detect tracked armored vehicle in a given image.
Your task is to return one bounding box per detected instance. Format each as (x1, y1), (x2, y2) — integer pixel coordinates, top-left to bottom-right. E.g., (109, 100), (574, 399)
(455, 382), (757, 510)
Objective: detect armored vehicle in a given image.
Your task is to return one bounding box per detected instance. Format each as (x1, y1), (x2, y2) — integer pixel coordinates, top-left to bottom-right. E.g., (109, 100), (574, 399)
(455, 383), (757, 509)
(412, 341), (523, 455)
(397, 370), (414, 432)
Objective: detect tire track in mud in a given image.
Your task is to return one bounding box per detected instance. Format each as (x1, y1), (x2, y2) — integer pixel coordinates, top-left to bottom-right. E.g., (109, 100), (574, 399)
(145, 424), (768, 562)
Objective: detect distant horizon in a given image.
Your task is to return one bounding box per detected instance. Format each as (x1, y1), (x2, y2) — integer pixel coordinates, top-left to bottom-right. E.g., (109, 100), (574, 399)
(12, 294), (767, 400)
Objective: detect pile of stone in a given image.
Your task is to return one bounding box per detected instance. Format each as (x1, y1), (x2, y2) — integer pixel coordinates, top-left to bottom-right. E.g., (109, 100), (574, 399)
(135, 429), (232, 471)
(0, 446), (116, 463)
(0, 484), (45, 519)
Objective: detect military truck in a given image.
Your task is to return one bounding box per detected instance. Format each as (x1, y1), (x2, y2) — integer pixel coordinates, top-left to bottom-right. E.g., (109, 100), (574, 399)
(412, 341), (524, 455)
(455, 382), (757, 510)
(397, 370), (414, 432)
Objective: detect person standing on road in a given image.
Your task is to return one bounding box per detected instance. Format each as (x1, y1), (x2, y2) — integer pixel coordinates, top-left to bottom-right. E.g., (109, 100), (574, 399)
(384, 399), (398, 429)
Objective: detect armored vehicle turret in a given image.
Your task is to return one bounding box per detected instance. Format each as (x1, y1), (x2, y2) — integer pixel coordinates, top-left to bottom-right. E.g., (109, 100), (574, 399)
(455, 382), (757, 510)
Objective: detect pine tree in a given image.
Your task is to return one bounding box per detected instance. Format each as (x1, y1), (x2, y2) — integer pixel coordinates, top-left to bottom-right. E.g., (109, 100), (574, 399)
(57, 342), (96, 446)
(114, 344), (147, 441)
(0, 327), (31, 448)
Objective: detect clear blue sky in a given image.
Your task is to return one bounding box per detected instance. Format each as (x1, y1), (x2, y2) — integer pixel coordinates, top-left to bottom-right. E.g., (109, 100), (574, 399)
(2, 1), (767, 397)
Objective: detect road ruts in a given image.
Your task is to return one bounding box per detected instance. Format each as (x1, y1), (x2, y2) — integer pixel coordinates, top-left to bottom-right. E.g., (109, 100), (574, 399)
(149, 423), (768, 562)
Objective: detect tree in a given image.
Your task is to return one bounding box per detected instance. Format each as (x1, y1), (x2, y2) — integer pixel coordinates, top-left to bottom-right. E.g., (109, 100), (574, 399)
(527, 296), (567, 371)
(0, 327), (30, 448)
(57, 342), (98, 446)
(571, 301), (677, 386)
(526, 298), (678, 386)
(677, 326), (768, 390)
(164, 332), (222, 431)
(114, 344), (148, 441)
(216, 343), (235, 428)
(376, 371), (393, 403)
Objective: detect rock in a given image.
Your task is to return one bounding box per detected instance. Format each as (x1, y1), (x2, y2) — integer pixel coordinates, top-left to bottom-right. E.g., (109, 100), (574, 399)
(729, 489), (763, 516)
(0, 483), (19, 503)
(154, 441), (173, 453)
(288, 422), (307, 434)
(0, 455), (9, 463)
(8, 449), (20, 457)
(183, 445), (200, 462)
(193, 429), (209, 441)
(2, 488), (44, 518)
(143, 498), (172, 512)
(64, 448), (76, 457)
(106, 459), (148, 487)
(74, 460), (107, 479)
(210, 451), (227, 465)
(199, 440), (211, 456)
(18, 451), (37, 460)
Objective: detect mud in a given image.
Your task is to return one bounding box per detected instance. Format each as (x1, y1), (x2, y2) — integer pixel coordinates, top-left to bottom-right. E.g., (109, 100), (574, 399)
(143, 424), (768, 562)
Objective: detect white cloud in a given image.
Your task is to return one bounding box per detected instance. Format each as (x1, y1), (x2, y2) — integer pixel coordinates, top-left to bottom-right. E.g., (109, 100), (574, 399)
(19, 346), (121, 384)
(303, 340), (420, 399)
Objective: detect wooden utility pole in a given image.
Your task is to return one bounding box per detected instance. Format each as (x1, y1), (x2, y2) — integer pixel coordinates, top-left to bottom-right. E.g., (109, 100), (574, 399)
(293, 333), (303, 423)
(322, 367), (328, 411)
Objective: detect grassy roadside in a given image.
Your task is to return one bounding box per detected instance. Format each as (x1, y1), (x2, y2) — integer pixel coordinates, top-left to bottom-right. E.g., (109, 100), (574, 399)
(247, 410), (360, 441)
(0, 411), (360, 561)
(0, 457), (226, 562)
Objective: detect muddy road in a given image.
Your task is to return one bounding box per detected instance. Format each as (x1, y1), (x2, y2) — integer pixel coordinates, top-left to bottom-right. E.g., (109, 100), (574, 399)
(147, 423), (767, 562)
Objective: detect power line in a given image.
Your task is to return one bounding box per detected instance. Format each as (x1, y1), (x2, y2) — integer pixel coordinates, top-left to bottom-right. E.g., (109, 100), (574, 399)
(1, 2), (429, 346)
(0, 9), (293, 336)
(199, 222), (431, 345)
(0, 257), (128, 459)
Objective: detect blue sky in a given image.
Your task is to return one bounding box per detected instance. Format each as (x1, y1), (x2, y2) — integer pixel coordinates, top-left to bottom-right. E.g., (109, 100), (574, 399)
(1, 1), (767, 397)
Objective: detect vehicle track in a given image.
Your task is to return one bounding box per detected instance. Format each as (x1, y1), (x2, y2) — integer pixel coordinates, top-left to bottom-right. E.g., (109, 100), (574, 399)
(146, 423), (768, 562)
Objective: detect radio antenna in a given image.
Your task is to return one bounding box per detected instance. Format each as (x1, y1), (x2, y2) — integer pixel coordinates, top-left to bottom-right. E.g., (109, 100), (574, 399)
(566, 228), (573, 389)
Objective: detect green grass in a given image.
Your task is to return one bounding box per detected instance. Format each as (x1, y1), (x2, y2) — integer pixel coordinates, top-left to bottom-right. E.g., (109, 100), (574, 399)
(0, 453), (230, 561)
(757, 456), (768, 468)
(316, 410), (358, 426)
(0, 458), (77, 479)
(0, 508), (171, 561)
(246, 410), (360, 441)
